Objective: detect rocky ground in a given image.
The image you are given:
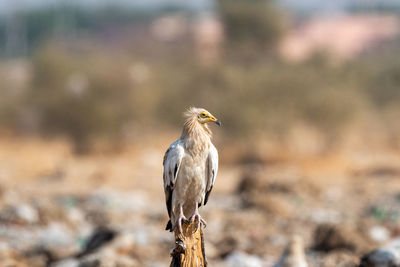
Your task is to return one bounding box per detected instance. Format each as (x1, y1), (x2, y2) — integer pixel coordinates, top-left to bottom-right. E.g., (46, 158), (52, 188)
(0, 137), (399, 266)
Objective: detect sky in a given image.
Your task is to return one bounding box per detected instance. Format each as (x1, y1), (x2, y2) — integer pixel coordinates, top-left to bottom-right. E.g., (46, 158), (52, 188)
(0, 0), (399, 15)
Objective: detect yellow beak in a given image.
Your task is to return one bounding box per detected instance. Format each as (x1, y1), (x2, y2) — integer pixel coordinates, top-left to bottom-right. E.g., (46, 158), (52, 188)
(208, 116), (221, 126)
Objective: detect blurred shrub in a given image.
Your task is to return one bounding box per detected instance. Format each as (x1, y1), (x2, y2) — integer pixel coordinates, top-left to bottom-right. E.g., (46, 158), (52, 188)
(30, 42), (134, 153)
(0, 60), (32, 131)
(2, 37), (400, 152)
(151, 59), (364, 138)
(218, 0), (285, 51)
(365, 54), (400, 107)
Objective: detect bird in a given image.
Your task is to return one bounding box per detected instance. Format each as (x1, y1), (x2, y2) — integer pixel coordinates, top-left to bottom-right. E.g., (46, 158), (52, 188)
(163, 107), (220, 234)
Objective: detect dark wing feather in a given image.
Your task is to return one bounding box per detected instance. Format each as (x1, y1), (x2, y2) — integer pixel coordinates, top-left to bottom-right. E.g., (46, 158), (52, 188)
(165, 185), (173, 218)
(204, 185), (213, 205)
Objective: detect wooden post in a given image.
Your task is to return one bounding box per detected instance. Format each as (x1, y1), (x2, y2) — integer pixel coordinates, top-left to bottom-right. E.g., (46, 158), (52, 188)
(170, 220), (207, 267)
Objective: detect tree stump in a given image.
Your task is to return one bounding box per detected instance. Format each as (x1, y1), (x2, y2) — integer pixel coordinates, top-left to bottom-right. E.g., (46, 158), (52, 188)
(170, 220), (207, 267)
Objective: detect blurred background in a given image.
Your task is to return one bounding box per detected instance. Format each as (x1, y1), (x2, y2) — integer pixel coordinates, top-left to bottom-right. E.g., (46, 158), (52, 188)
(1, 0), (400, 266)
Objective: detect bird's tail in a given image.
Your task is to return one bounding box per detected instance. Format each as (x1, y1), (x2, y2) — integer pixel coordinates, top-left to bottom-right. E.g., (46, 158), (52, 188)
(165, 220), (173, 232)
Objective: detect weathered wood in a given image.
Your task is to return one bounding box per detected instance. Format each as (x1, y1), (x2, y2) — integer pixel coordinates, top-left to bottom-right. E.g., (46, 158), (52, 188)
(170, 220), (207, 267)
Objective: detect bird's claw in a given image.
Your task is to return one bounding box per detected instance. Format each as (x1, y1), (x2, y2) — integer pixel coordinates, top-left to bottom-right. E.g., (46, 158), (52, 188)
(176, 215), (188, 235)
(189, 214), (207, 231)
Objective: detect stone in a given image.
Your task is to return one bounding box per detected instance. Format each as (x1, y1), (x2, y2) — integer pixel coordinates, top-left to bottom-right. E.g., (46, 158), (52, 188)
(359, 238), (400, 267)
(274, 235), (308, 267)
(226, 251), (265, 267)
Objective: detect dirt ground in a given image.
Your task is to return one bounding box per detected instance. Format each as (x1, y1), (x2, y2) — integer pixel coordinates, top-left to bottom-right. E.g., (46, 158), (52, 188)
(0, 135), (399, 266)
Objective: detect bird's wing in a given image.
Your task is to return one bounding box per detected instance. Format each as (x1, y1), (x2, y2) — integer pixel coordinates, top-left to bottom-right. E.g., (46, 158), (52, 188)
(163, 140), (185, 218)
(204, 143), (218, 205)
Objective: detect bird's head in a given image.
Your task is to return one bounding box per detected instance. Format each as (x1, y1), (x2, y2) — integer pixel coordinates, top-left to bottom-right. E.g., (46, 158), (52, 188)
(186, 107), (221, 127)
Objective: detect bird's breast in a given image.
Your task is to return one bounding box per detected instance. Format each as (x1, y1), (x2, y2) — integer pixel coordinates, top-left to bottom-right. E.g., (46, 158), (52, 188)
(176, 154), (207, 189)
(180, 155), (206, 177)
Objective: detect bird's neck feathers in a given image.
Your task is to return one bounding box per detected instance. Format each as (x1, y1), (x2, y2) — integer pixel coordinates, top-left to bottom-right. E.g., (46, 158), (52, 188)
(181, 115), (211, 154)
(182, 115), (212, 138)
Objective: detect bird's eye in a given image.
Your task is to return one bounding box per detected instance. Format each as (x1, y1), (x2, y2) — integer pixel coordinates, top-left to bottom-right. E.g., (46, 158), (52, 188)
(201, 113), (207, 118)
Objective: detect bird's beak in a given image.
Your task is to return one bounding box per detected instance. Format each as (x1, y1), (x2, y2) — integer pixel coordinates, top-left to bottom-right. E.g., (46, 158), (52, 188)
(208, 116), (221, 126)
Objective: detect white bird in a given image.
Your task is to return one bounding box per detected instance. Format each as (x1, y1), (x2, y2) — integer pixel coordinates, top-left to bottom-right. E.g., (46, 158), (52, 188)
(163, 107), (220, 234)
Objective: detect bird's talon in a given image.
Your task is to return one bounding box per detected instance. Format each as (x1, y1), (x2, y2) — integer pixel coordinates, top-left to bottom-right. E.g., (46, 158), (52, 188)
(189, 215), (197, 223)
(189, 212), (207, 232)
(175, 214), (188, 235)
